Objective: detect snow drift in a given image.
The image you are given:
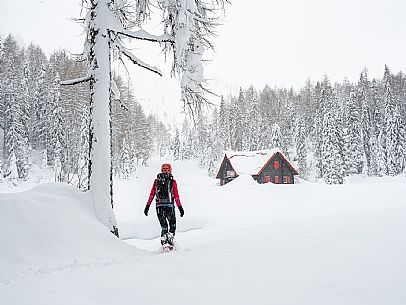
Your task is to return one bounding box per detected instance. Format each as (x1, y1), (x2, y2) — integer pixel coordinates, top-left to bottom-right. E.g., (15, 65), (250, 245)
(0, 183), (137, 275)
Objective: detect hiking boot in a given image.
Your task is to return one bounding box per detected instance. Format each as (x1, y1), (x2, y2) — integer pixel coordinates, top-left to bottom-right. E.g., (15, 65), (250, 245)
(160, 234), (168, 246)
(167, 233), (174, 246)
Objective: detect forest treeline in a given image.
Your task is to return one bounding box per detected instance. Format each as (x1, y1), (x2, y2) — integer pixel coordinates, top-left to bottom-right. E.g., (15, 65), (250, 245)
(185, 66), (406, 183)
(0, 34), (172, 187)
(1, 33), (405, 186)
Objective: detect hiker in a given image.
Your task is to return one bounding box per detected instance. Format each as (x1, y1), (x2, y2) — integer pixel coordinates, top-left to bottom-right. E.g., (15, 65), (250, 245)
(144, 163), (184, 246)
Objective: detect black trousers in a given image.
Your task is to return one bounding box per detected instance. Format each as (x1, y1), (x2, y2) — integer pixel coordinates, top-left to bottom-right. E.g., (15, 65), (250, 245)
(156, 206), (176, 236)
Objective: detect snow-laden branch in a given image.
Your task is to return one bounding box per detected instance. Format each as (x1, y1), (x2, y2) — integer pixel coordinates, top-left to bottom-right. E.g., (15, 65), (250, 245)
(117, 99), (129, 111)
(60, 75), (92, 86)
(110, 79), (128, 110)
(117, 43), (162, 76)
(111, 79), (120, 100)
(114, 29), (173, 43)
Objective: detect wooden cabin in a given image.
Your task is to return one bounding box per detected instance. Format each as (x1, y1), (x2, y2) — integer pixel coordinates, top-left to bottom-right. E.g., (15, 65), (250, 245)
(216, 149), (299, 185)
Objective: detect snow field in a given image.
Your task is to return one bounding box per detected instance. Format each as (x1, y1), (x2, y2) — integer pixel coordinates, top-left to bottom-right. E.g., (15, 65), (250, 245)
(1, 158), (406, 304)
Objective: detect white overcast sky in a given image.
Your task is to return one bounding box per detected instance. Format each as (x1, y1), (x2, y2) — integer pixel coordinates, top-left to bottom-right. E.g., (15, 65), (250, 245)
(1, 0), (406, 120)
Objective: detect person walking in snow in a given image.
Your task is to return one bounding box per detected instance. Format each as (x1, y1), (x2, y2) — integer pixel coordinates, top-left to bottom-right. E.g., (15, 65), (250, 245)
(144, 163), (184, 246)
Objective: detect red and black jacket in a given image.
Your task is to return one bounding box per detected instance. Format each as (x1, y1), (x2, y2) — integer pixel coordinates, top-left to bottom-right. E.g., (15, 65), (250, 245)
(146, 177), (182, 208)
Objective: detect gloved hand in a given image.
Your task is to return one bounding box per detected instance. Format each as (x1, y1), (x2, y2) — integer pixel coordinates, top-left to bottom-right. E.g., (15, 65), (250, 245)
(144, 205), (150, 216)
(178, 206), (184, 217)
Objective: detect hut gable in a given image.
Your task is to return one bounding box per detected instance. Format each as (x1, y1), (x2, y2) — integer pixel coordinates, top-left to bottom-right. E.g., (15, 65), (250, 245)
(215, 154), (237, 186)
(216, 149), (298, 185)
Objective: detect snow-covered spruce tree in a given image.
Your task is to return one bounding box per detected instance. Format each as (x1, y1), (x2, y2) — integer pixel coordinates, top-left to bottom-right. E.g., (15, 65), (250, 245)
(21, 66), (31, 145)
(310, 81), (320, 134)
(25, 43), (48, 147)
(41, 149), (48, 180)
(295, 116), (307, 178)
(48, 72), (66, 168)
(18, 138), (31, 181)
(238, 87), (250, 150)
(381, 65), (395, 176)
(381, 65), (406, 176)
(392, 71), (406, 115)
(0, 37), (3, 132)
(196, 113), (211, 166)
(282, 88), (297, 151)
(218, 96), (230, 151)
(385, 104), (405, 175)
(17, 66), (31, 180)
(370, 79), (383, 133)
(256, 95), (270, 150)
(270, 123), (283, 151)
(370, 78), (384, 176)
(318, 77), (344, 184)
(0, 37), (6, 135)
(258, 85), (276, 149)
(321, 111), (344, 184)
(335, 93), (346, 177)
(33, 67), (49, 150)
(2, 35), (30, 180)
(62, 0), (225, 236)
(132, 102), (151, 165)
(230, 91), (244, 151)
(7, 152), (19, 186)
(173, 128), (180, 160)
(300, 78), (316, 136)
(314, 78), (332, 179)
(211, 108), (223, 157)
(368, 133), (379, 176)
(5, 122), (20, 181)
(344, 89), (363, 175)
(1, 36), (19, 160)
(54, 140), (63, 182)
(206, 107), (222, 175)
(180, 117), (193, 160)
(376, 131), (387, 176)
(342, 127), (351, 175)
(358, 72), (373, 175)
(119, 137), (132, 179)
(246, 86), (261, 151)
(111, 77), (128, 177)
(156, 121), (172, 159)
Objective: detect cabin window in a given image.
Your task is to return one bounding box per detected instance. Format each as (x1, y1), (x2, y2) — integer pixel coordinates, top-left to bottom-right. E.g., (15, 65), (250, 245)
(274, 176), (279, 184)
(265, 176), (271, 183)
(283, 176), (291, 184)
(226, 170), (235, 178)
(273, 161), (280, 169)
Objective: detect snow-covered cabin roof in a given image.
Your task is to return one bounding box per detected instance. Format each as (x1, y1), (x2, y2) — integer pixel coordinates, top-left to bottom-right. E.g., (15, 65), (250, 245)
(224, 148), (283, 175)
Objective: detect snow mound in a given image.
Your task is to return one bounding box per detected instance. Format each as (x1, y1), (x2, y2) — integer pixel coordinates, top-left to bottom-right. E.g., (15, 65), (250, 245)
(224, 173), (259, 187)
(0, 183), (137, 267)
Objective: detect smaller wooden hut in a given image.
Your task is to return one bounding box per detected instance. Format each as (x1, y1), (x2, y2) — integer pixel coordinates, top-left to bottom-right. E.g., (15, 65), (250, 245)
(216, 149), (298, 185)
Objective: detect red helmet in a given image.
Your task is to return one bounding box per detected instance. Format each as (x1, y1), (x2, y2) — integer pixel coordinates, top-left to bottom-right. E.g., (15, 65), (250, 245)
(161, 163), (172, 173)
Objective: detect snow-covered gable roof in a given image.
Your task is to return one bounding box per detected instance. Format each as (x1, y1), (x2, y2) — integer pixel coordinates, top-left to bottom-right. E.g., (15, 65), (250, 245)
(225, 148), (282, 175)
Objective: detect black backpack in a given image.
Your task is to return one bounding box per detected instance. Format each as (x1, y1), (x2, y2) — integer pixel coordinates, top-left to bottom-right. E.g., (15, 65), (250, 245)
(156, 173), (173, 202)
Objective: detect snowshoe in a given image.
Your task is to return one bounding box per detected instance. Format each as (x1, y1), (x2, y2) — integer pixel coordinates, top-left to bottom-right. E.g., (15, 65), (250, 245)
(162, 243), (175, 253)
(161, 233), (175, 253)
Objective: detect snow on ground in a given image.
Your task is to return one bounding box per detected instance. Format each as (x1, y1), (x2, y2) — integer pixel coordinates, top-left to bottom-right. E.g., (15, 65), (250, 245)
(1, 158), (406, 305)
(0, 183), (139, 281)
